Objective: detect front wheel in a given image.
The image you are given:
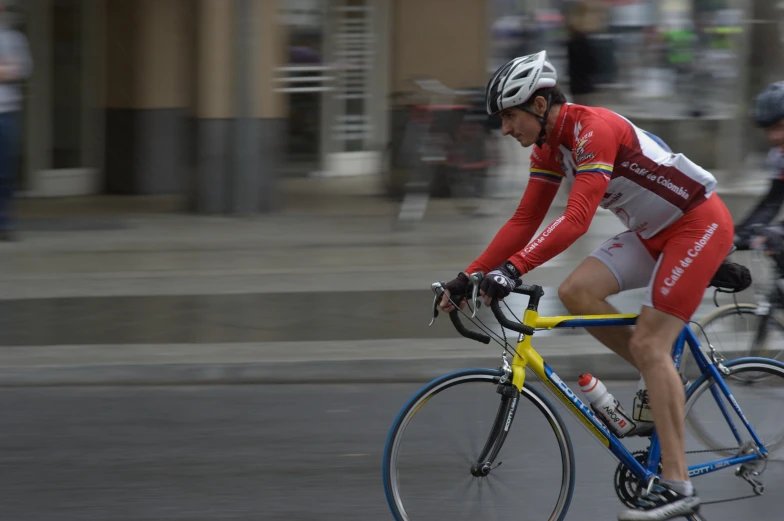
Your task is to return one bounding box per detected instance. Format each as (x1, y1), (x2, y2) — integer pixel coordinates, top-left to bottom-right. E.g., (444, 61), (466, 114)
(382, 368), (575, 521)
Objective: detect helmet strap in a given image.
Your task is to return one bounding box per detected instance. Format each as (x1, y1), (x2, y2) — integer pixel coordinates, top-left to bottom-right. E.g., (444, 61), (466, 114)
(521, 92), (553, 147)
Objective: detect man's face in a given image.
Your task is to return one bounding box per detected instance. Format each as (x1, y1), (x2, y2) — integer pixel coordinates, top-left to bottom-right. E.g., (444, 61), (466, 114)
(765, 120), (784, 150)
(499, 98), (545, 148)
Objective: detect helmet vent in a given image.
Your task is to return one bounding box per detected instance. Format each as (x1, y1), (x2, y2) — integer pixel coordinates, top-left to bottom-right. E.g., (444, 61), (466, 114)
(505, 86), (521, 98)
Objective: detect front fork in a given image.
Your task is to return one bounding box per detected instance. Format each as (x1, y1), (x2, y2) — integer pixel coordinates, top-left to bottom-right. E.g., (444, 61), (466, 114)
(471, 340), (529, 477)
(470, 369), (520, 477)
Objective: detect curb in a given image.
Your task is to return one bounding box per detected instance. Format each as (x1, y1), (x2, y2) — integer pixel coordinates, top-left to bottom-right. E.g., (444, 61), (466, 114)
(0, 352), (640, 387)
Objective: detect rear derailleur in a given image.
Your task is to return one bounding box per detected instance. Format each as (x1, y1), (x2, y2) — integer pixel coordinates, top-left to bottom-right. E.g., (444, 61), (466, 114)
(735, 442), (766, 496)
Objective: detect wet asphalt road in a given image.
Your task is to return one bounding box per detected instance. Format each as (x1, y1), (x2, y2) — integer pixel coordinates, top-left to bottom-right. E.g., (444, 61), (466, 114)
(0, 382), (781, 521)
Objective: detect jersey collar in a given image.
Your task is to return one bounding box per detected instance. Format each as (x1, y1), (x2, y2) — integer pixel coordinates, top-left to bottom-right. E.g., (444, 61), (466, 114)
(546, 103), (572, 148)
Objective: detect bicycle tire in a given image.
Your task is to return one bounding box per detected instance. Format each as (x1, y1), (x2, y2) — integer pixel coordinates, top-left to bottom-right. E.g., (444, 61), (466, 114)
(382, 368), (575, 521)
(684, 357), (784, 455)
(685, 303), (784, 382)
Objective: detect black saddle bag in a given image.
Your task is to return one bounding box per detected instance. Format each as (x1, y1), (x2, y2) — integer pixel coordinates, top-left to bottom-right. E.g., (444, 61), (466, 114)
(709, 261), (752, 293)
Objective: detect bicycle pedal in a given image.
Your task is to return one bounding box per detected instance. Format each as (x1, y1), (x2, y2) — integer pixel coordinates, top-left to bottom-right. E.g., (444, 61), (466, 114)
(643, 476), (660, 498)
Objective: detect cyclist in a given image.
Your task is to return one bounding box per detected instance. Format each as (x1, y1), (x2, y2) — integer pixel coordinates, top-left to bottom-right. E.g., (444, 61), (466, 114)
(439, 50), (734, 520)
(734, 81), (784, 259)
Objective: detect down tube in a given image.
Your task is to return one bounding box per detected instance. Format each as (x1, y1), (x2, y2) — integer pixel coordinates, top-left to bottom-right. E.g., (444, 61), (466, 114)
(542, 364), (650, 481)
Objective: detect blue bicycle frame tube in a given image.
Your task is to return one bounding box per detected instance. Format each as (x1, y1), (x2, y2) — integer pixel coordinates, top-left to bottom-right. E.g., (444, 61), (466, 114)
(646, 327), (768, 478)
(544, 325), (767, 484)
(683, 326), (768, 454)
(542, 364), (654, 484)
(686, 328), (745, 445)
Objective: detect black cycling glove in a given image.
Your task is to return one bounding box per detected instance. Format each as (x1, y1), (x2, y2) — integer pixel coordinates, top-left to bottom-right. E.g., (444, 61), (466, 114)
(733, 235), (750, 251)
(443, 272), (470, 307)
(480, 261), (521, 300)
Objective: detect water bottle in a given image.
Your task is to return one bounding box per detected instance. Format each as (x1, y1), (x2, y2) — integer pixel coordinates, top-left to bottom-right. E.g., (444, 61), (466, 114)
(579, 373), (636, 437)
(633, 373), (690, 423)
(633, 377), (654, 423)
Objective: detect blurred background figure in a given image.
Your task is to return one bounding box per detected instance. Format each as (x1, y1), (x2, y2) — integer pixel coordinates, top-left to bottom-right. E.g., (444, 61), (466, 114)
(663, 16), (699, 112)
(0, 0), (30, 241)
(564, 0), (600, 106)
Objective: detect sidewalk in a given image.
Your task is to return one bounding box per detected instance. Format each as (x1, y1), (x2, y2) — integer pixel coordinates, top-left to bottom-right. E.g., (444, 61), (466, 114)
(0, 169), (767, 386)
(0, 336), (639, 386)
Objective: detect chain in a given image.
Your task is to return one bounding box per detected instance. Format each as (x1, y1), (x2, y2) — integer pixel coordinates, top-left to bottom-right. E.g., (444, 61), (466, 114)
(702, 493), (759, 506)
(686, 446), (739, 454)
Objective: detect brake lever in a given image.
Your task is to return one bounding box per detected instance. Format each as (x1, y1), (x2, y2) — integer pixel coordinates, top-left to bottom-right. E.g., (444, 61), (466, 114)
(469, 272), (484, 318)
(429, 282), (444, 326)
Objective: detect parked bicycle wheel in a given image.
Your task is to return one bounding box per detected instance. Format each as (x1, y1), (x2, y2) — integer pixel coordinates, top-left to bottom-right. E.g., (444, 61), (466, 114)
(685, 358), (784, 457)
(383, 368), (575, 521)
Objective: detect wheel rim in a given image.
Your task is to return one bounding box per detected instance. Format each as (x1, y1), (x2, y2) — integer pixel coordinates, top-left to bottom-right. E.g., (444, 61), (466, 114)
(383, 371), (574, 521)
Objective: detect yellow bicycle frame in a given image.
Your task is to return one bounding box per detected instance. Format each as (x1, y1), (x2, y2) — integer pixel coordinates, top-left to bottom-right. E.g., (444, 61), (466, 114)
(507, 308), (639, 447)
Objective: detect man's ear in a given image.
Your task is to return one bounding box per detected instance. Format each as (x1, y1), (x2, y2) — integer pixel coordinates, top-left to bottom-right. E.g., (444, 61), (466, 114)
(534, 96), (548, 117)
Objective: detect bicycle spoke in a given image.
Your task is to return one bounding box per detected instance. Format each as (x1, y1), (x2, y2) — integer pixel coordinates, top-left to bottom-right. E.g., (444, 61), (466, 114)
(467, 478), (482, 520)
(457, 475), (475, 512)
(484, 475), (509, 521)
(432, 395), (475, 466)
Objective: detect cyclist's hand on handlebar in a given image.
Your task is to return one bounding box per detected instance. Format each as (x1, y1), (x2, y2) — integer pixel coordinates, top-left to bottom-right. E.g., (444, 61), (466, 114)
(479, 261), (521, 306)
(733, 233), (750, 251)
(753, 225), (784, 254)
(439, 272), (471, 312)
(736, 223), (771, 251)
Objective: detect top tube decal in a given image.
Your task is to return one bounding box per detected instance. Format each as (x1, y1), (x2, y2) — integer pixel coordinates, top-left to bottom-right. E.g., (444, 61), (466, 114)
(537, 315), (638, 329)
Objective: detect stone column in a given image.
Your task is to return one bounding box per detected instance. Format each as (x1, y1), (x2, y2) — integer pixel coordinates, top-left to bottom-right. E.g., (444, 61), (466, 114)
(104, 0), (189, 194)
(192, 0), (234, 213)
(191, 0), (286, 214)
(252, 0), (288, 213)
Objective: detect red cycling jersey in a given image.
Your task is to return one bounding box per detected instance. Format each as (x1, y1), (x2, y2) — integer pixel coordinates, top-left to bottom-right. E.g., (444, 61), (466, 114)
(467, 103), (718, 276)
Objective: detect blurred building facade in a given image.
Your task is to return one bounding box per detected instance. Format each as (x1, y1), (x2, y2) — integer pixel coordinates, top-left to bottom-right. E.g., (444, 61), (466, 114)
(13, 0), (493, 213)
(9, 0), (784, 214)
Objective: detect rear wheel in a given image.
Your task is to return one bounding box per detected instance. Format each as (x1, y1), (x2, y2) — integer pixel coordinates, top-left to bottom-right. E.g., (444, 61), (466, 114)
(685, 358), (784, 455)
(685, 304), (784, 383)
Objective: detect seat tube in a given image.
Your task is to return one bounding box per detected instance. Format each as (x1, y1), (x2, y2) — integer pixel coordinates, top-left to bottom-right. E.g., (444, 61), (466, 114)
(671, 327), (687, 371)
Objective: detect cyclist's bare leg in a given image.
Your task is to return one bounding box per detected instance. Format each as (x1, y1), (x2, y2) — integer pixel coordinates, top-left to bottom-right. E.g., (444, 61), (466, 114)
(629, 305), (689, 481)
(558, 257), (636, 367)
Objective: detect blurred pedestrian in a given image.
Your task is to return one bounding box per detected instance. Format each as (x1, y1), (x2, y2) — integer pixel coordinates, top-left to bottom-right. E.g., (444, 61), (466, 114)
(565, 1), (599, 105)
(0, 0), (32, 242)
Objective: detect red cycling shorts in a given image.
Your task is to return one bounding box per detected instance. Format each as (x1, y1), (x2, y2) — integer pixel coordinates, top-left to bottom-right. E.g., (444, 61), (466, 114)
(589, 194), (735, 322)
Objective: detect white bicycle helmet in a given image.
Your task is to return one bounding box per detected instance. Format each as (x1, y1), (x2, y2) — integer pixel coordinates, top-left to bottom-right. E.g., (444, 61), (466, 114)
(485, 51), (558, 115)
(485, 51), (558, 146)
